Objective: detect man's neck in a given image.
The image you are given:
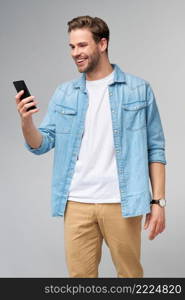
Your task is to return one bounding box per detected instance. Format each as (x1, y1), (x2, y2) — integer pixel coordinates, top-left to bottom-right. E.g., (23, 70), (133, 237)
(85, 61), (114, 81)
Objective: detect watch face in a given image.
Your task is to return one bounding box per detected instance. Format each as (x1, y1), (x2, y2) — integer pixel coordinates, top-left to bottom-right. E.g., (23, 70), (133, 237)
(160, 199), (166, 207)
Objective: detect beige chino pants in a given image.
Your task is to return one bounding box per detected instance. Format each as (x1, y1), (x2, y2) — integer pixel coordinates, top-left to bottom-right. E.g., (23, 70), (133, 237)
(64, 201), (143, 278)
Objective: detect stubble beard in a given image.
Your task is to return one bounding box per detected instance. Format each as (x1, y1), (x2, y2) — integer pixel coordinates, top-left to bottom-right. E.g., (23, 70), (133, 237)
(78, 52), (100, 74)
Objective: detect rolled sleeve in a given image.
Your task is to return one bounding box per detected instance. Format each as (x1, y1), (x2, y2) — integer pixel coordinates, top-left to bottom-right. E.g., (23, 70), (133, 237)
(146, 83), (167, 165)
(24, 132), (48, 155)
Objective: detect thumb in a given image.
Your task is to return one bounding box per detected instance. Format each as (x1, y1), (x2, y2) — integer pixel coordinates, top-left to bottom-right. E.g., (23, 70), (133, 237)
(144, 213), (151, 230)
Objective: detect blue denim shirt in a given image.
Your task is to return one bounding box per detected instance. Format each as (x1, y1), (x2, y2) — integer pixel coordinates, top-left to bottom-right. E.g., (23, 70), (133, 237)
(24, 63), (167, 218)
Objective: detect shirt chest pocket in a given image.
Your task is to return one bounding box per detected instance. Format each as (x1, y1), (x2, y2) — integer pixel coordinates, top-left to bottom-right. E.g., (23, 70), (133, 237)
(55, 104), (77, 133)
(122, 101), (147, 131)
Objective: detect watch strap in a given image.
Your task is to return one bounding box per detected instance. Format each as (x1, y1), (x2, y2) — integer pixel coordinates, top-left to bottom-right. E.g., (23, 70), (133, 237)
(150, 200), (160, 204)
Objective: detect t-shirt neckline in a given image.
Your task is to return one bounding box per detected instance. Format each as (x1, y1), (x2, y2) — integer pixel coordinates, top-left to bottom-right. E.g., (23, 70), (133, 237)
(86, 69), (115, 85)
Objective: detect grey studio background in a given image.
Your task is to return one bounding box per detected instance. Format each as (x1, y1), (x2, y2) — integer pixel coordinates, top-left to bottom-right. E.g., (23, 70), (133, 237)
(0, 0), (184, 277)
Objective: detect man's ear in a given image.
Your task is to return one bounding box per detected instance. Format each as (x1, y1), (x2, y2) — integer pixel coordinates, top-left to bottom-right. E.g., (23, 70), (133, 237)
(99, 38), (108, 53)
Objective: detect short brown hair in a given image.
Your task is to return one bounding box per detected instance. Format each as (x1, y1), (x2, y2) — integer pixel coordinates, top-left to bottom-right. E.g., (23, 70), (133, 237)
(67, 15), (110, 54)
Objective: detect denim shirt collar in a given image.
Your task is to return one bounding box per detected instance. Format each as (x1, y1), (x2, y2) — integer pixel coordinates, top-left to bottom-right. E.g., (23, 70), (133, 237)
(73, 63), (126, 92)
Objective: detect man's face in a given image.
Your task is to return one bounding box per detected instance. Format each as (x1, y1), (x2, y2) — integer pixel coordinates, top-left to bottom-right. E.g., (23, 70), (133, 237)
(69, 28), (102, 73)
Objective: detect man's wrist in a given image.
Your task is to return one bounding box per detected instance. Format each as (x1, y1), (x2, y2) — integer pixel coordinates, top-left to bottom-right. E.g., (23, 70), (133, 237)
(150, 198), (166, 207)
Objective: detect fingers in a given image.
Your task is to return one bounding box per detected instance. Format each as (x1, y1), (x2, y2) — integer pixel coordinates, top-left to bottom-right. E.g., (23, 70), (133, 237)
(154, 223), (162, 236)
(17, 94), (35, 108)
(144, 213), (151, 229)
(148, 220), (165, 240)
(148, 221), (157, 240)
(146, 205), (166, 240)
(156, 221), (165, 234)
(15, 91), (40, 118)
(15, 90), (35, 109)
(15, 90), (24, 104)
(21, 104), (40, 119)
(20, 99), (38, 113)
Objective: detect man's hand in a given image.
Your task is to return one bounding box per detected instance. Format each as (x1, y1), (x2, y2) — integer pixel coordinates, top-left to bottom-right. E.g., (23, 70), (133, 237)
(143, 205), (166, 240)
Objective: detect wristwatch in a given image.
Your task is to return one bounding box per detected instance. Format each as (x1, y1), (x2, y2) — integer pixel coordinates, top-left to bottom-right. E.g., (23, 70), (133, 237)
(150, 198), (166, 207)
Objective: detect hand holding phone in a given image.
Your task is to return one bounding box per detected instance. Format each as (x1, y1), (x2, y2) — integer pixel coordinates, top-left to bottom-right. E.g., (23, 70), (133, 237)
(13, 80), (37, 112)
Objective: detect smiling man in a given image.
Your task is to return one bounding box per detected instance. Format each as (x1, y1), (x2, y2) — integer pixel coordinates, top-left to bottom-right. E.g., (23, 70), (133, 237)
(17, 15), (167, 278)
(69, 25), (112, 79)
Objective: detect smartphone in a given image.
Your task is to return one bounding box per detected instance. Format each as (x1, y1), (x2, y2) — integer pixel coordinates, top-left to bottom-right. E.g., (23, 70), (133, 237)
(13, 80), (37, 111)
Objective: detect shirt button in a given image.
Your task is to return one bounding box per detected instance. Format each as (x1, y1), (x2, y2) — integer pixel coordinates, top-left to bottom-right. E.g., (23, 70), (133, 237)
(110, 92), (113, 96)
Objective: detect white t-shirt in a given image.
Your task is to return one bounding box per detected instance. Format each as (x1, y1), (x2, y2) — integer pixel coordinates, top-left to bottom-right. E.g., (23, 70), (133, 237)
(68, 69), (121, 203)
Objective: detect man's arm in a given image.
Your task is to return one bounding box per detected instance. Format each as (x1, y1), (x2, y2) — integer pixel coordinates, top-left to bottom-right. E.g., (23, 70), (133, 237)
(149, 162), (166, 200)
(144, 83), (167, 240)
(146, 83), (167, 165)
(22, 119), (43, 149)
(23, 85), (62, 155)
(145, 162), (166, 240)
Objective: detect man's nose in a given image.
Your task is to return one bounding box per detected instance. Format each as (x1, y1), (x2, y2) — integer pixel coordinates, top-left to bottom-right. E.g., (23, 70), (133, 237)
(73, 48), (81, 58)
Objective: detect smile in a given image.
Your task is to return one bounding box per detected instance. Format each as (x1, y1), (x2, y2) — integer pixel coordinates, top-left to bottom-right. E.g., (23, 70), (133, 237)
(76, 58), (87, 64)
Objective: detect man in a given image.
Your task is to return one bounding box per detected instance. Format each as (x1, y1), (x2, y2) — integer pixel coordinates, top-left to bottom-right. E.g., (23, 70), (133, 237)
(15, 15), (167, 278)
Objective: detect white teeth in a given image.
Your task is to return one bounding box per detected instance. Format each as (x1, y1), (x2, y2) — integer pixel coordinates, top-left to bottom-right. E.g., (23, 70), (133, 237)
(77, 59), (86, 62)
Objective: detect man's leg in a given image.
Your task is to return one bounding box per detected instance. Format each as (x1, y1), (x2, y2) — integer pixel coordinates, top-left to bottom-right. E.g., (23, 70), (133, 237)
(64, 201), (103, 278)
(96, 203), (144, 278)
